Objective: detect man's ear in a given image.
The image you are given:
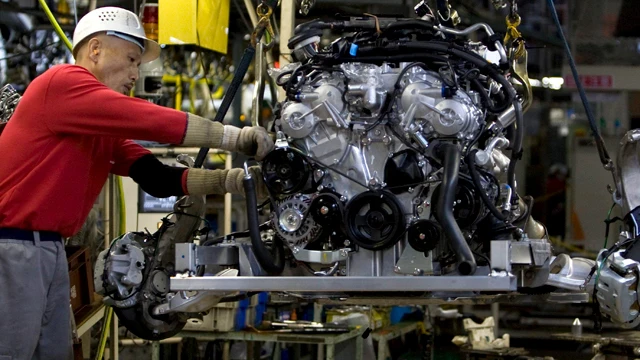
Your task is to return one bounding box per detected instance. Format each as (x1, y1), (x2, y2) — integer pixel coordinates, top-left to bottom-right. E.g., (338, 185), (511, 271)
(87, 38), (101, 63)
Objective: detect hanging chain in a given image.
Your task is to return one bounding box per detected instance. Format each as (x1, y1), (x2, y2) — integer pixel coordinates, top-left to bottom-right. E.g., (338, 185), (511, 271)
(250, 1), (276, 50)
(503, 0), (532, 112)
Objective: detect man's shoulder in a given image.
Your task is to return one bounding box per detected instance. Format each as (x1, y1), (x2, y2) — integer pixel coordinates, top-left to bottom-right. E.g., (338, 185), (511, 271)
(42, 64), (90, 80)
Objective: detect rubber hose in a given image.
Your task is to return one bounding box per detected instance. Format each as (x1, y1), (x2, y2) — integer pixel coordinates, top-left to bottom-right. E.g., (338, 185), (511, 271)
(436, 143), (477, 275)
(470, 78), (509, 113)
(194, 47), (256, 168)
(466, 150), (507, 221)
(243, 175), (285, 275)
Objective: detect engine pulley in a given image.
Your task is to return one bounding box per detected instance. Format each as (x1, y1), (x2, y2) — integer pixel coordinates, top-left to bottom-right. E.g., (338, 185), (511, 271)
(407, 220), (441, 253)
(345, 191), (406, 250)
(262, 148), (310, 196)
(432, 177), (484, 228)
(309, 192), (344, 226)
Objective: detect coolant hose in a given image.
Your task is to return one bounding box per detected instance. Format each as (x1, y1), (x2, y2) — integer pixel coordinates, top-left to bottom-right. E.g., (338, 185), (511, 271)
(243, 169), (285, 275)
(436, 143), (477, 275)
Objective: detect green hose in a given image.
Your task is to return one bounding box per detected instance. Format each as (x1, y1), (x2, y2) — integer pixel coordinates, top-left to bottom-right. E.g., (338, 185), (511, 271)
(38, 0), (73, 51)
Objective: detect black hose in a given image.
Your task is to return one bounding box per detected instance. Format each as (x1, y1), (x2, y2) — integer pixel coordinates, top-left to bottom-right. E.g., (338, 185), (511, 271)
(194, 46), (256, 168)
(243, 173), (285, 275)
(469, 78), (509, 113)
(507, 100), (524, 204)
(466, 150), (507, 221)
(435, 143), (477, 275)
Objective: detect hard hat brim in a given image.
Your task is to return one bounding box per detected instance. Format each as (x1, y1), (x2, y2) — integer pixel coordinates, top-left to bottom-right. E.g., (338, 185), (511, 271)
(141, 38), (161, 63)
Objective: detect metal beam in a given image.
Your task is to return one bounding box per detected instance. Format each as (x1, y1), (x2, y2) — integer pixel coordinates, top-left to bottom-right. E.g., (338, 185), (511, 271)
(170, 275), (516, 292)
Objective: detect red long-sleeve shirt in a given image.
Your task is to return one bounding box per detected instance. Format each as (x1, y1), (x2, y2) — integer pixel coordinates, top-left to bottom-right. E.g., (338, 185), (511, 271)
(0, 64), (188, 237)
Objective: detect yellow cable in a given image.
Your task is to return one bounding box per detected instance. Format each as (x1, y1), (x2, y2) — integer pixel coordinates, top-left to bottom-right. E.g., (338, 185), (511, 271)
(116, 176), (126, 233)
(95, 306), (113, 360)
(38, 0), (73, 51)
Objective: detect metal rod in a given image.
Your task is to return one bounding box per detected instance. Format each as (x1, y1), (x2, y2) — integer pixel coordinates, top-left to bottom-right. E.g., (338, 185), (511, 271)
(119, 338), (183, 346)
(252, 42), (265, 127)
(279, 0), (296, 68)
(224, 153), (232, 234)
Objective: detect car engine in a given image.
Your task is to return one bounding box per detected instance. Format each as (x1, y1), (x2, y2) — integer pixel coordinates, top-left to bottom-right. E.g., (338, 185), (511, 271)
(260, 13), (546, 282)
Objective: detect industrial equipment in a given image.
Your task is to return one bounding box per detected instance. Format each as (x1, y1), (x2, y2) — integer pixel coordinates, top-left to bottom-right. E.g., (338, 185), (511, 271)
(93, 3), (640, 340)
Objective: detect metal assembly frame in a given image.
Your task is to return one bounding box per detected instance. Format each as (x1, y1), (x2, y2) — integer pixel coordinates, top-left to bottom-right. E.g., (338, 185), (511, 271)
(170, 275), (517, 292)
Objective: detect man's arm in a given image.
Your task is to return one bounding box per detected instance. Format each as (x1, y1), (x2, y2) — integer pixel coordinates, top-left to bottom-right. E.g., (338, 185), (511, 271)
(43, 65), (274, 159)
(113, 140), (267, 199)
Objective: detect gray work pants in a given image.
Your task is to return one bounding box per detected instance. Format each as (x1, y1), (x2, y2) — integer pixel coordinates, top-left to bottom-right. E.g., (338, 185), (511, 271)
(0, 236), (72, 360)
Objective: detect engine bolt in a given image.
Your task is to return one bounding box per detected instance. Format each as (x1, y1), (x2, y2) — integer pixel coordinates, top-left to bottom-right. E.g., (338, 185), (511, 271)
(414, 268), (423, 276)
(287, 152), (295, 160)
(344, 240), (351, 246)
(374, 129), (381, 136)
(418, 161), (425, 167)
(320, 206), (330, 215)
(408, 187), (414, 193)
(315, 169), (324, 178)
(419, 233), (426, 240)
(383, 136), (391, 145)
(417, 206), (423, 214)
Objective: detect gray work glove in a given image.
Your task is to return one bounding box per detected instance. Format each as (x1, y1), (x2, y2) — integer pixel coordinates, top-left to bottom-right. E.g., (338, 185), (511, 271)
(185, 166), (269, 201)
(236, 126), (274, 161)
(224, 166), (269, 200)
(218, 125), (274, 161)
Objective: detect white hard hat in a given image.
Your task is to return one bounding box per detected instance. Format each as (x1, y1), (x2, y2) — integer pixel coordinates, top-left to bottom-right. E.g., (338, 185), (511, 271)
(72, 6), (161, 63)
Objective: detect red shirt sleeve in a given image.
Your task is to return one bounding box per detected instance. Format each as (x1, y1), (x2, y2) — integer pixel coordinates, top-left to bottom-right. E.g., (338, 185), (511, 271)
(42, 65), (187, 144)
(111, 139), (152, 176)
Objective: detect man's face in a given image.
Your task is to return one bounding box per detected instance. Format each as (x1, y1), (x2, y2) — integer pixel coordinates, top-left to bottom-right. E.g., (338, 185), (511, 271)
(91, 35), (142, 95)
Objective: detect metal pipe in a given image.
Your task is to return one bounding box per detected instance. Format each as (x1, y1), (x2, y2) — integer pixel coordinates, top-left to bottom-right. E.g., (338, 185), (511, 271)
(224, 152), (232, 234)
(435, 23), (508, 66)
(279, 0), (296, 68)
(119, 338), (183, 346)
(251, 42), (265, 127)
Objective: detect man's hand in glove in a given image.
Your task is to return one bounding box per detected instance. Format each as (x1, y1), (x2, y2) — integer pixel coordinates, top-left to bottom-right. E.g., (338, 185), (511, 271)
(185, 166), (270, 200)
(221, 126), (274, 160)
(181, 115), (274, 160)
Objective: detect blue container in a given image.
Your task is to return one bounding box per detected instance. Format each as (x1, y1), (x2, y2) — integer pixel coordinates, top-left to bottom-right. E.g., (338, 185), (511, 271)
(239, 298), (250, 308)
(235, 308), (247, 330)
(257, 292), (268, 304)
(390, 306), (414, 325)
(254, 303), (266, 326)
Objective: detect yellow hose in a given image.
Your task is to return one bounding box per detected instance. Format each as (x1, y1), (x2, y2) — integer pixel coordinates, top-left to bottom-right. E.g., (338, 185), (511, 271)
(116, 175), (126, 234)
(94, 306), (113, 360)
(38, 0), (73, 51)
